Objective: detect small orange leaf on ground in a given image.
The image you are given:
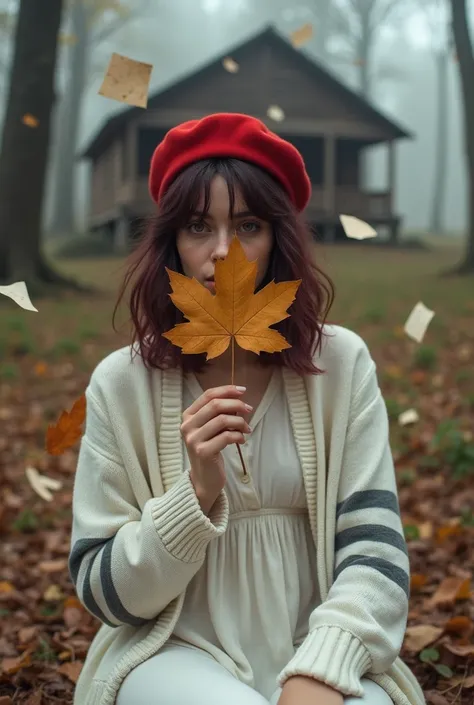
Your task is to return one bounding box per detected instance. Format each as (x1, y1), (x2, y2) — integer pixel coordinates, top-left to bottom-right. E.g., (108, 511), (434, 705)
(63, 596), (83, 609)
(1, 650), (32, 674)
(58, 650), (72, 661)
(410, 574), (428, 591)
(436, 523), (464, 542)
(404, 625), (443, 652)
(410, 370), (427, 385)
(385, 364), (403, 379)
(163, 235), (300, 361)
(443, 616), (474, 639)
(33, 361), (47, 376)
(0, 581), (14, 593)
(57, 660), (83, 683)
(45, 393), (86, 455)
(430, 577), (471, 607)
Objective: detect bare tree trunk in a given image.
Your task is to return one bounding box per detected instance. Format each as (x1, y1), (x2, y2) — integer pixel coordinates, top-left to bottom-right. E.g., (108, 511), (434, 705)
(0, 0), (63, 282)
(429, 48), (449, 235)
(50, 0), (89, 237)
(0, 0), (91, 292)
(450, 0), (474, 275)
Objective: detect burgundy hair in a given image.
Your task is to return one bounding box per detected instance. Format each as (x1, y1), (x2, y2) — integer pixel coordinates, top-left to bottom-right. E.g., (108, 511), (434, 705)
(112, 158), (335, 376)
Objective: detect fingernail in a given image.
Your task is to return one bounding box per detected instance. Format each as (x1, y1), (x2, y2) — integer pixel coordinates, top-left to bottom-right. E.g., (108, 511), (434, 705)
(236, 386), (246, 392)
(246, 425), (252, 433)
(244, 403), (253, 411)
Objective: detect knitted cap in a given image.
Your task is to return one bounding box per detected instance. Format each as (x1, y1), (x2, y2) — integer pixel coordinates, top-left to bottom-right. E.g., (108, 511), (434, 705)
(148, 113), (311, 211)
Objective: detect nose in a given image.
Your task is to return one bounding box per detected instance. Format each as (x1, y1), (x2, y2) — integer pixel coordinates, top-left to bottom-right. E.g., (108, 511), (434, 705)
(211, 230), (233, 262)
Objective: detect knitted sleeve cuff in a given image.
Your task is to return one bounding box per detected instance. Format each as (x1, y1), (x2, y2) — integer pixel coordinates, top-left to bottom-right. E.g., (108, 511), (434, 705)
(276, 626), (372, 698)
(150, 470), (229, 563)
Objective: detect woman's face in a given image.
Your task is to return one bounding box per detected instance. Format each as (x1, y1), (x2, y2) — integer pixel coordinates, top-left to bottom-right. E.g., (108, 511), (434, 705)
(176, 175), (274, 294)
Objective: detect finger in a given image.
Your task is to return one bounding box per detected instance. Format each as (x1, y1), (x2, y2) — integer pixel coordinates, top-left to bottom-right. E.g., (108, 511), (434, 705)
(194, 414), (251, 444)
(189, 397), (252, 431)
(183, 385), (246, 418)
(200, 430), (246, 457)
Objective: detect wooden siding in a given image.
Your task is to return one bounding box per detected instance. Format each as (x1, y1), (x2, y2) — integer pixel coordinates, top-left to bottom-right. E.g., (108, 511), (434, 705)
(145, 36), (393, 141)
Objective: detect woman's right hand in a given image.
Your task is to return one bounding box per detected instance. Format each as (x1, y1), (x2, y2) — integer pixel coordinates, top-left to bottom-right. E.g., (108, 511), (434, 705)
(181, 385), (253, 509)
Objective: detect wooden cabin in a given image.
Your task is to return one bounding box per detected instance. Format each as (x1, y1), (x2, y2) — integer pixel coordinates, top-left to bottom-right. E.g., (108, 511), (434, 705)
(81, 25), (412, 250)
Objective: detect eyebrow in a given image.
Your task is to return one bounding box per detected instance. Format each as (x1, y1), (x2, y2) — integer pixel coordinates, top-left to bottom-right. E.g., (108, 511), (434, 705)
(192, 210), (255, 219)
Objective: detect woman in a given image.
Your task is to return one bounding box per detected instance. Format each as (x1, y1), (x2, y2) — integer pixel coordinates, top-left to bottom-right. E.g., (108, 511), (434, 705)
(69, 113), (425, 705)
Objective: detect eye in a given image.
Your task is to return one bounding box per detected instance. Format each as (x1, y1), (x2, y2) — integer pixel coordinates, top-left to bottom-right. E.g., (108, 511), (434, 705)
(238, 220), (261, 234)
(187, 221), (208, 234)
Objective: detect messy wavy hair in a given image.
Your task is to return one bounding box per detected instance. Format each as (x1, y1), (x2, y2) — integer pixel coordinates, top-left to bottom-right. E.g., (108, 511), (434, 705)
(112, 158), (335, 376)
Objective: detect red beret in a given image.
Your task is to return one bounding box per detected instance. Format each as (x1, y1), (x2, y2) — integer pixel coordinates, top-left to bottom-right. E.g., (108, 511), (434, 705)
(148, 113), (311, 212)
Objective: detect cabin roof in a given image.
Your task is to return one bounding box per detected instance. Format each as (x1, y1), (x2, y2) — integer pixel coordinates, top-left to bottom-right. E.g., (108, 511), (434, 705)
(82, 24), (411, 159)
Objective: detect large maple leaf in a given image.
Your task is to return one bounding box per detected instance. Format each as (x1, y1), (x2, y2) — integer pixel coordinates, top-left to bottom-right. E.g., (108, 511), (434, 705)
(163, 235), (301, 360)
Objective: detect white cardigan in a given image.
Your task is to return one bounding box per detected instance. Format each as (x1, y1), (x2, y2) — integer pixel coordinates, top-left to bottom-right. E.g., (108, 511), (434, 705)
(69, 325), (426, 705)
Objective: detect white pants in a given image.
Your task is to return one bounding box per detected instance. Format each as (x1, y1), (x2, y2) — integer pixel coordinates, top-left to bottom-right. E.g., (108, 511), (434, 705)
(116, 643), (393, 705)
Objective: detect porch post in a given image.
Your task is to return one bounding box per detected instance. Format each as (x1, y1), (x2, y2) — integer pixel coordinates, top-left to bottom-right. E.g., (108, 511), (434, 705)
(324, 133), (336, 241)
(324, 133), (336, 213)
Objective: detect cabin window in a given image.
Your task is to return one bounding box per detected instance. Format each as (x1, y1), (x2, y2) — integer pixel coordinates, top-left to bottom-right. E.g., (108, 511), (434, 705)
(137, 127), (168, 176)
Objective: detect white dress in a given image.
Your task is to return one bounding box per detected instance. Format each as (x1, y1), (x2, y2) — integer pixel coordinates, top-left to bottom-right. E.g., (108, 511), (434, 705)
(167, 367), (321, 700)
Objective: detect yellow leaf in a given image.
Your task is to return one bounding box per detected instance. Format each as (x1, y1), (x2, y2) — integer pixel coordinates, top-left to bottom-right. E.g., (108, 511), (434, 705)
(34, 361), (47, 376)
(290, 23), (313, 48)
(22, 113), (39, 128)
(0, 581), (14, 593)
(163, 235), (300, 361)
(43, 584), (63, 602)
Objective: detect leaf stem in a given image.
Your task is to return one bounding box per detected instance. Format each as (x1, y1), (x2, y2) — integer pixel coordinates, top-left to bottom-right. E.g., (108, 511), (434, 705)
(231, 335), (248, 477)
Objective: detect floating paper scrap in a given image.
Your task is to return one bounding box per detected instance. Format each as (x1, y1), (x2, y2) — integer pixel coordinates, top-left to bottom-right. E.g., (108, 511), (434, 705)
(339, 214), (377, 240)
(222, 57), (239, 73)
(398, 409), (419, 426)
(404, 302), (435, 343)
(26, 466), (63, 503)
(98, 53), (153, 108)
(267, 105), (285, 122)
(22, 114), (39, 128)
(290, 23), (313, 48)
(0, 281), (38, 311)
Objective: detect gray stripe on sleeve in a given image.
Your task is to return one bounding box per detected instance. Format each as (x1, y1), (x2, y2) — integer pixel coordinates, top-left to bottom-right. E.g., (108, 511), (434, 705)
(335, 554), (410, 598)
(82, 547), (118, 628)
(336, 524), (408, 556)
(69, 537), (107, 585)
(336, 490), (400, 520)
(69, 536), (149, 628)
(100, 537), (150, 627)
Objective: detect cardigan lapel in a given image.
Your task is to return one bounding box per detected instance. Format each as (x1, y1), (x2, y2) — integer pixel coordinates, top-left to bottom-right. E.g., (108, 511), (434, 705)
(160, 368), (184, 493)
